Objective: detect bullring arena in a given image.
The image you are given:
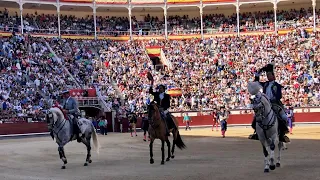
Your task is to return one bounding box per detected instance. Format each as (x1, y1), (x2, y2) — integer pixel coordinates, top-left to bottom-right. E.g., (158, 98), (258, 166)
(2, 0), (320, 179)
(1, 125), (320, 180)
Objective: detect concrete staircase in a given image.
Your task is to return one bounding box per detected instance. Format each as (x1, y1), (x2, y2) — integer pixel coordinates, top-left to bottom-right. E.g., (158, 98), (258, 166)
(111, 82), (125, 105)
(44, 40), (81, 88)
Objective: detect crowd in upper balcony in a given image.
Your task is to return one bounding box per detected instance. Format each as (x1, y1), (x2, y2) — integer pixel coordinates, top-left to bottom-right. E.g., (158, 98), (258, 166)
(0, 7), (319, 36)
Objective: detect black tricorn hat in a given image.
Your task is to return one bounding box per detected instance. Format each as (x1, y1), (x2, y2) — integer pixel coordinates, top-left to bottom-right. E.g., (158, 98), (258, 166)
(264, 63), (274, 74)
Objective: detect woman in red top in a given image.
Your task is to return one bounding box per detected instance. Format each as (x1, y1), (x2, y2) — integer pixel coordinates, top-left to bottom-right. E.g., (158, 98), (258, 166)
(212, 108), (219, 131)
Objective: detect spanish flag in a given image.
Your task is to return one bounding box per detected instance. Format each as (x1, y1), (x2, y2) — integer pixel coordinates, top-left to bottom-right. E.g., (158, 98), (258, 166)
(167, 88), (182, 96)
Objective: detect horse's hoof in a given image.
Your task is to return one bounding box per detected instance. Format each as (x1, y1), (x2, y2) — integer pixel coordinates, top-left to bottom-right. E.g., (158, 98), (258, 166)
(84, 163), (88, 166)
(61, 166), (66, 169)
(264, 169), (269, 173)
(89, 160), (92, 163)
(166, 158), (170, 161)
(150, 159), (154, 164)
(269, 165), (276, 170)
(171, 155), (175, 159)
(276, 163), (280, 167)
(161, 161), (164, 165)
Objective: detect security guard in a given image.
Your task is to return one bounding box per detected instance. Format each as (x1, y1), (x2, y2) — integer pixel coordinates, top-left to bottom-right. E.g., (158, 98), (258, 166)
(61, 90), (81, 142)
(249, 64), (290, 143)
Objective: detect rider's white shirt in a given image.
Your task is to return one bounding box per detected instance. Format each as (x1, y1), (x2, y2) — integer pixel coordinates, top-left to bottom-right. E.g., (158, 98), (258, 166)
(266, 80), (275, 100)
(159, 92), (164, 100)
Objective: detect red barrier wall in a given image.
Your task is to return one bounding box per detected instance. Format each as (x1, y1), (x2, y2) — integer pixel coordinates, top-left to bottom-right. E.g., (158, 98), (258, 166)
(0, 122), (48, 135)
(1, 112), (320, 135)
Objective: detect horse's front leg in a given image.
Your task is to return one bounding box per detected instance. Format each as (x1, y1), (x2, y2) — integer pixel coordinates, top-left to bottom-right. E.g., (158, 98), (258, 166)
(269, 141), (276, 170)
(276, 142), (282, 167)
(262, 145), (269, 173)
(58, 146), (67, 169)
(161, 140), (165, 165)
(83, 136), (92, 166)
(165, 138), (171, 162)
(149, 138), (154, 164)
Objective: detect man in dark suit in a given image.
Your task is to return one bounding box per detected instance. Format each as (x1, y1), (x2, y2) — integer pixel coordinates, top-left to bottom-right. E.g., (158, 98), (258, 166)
(149, 79), (176, 136)
(249, 64), (290, 143)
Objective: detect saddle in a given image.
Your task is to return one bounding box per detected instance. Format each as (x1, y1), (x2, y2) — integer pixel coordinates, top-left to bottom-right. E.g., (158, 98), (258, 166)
(52, 105), (68, 120)
(160, 111), (177, 130)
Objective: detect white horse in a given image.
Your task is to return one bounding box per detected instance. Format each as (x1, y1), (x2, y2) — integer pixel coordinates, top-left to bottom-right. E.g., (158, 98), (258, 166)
(46, 107), (100, 169)
(248, 82), (284, 173)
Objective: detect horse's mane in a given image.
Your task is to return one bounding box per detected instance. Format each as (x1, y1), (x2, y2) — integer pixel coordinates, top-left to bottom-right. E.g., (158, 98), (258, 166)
(151, 103), (161, 122)
(50, 107), (65, 122)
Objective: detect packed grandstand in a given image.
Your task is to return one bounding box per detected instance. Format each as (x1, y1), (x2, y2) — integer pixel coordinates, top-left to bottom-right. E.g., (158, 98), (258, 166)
(0, 0), (320, 121)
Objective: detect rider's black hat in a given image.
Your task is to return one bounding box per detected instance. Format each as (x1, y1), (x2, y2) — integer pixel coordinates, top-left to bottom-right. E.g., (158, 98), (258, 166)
(60, 89), (70, 94)
(264, 63), (274, 75)
(157, 84), (166, 90)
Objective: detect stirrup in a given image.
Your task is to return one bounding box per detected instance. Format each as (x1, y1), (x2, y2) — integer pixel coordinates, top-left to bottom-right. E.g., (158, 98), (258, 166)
(280, 135), (290, 143)
(248, 133), (259, 140)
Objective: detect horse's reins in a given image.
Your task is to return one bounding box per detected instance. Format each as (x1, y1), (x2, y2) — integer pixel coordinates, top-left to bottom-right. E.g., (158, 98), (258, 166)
(50, 113), (67, 142)
(149, 104), (161, 130)
(255, 94), (276, 131)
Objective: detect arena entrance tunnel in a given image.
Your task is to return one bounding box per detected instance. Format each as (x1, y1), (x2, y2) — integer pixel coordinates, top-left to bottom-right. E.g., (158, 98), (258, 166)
(79, 106), (102, 118)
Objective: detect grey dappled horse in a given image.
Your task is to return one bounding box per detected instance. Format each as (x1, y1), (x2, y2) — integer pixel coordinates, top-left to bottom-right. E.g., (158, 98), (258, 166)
(248, 82), (284, 173)
(46, 107), (100, 169)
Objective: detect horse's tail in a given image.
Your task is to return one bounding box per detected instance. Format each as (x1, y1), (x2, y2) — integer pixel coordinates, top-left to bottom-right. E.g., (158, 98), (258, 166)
(91, 124), (100, 154)
(175, 130), (186, 150)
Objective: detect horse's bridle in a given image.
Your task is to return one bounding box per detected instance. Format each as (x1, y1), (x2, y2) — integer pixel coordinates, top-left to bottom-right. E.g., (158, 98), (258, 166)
(46, 112), (54, 130)
(253, 94), (276, 131)
(46, 110), (67, 142)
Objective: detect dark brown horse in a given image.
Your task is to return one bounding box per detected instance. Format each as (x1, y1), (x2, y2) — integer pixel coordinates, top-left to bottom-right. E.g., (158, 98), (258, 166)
(148, 101), (186, 165)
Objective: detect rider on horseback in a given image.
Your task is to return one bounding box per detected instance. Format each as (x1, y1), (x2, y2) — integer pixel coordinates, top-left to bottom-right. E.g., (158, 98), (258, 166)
(61, 90), (82, 143)
(148, 78), (176, 136)
(249, 64), (290, 143)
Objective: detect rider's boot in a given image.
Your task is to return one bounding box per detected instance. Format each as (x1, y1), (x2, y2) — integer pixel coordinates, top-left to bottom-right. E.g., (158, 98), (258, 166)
(279, 120), (290, 143)
(248, 118), (259, 140)
(73, 123), (82, 143)
(164, 120), (170, 136)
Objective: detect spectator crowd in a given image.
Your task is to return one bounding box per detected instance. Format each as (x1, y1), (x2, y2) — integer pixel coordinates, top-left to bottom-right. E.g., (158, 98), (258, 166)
(1, 7), (320, 35)
(1, 7), (320, 120)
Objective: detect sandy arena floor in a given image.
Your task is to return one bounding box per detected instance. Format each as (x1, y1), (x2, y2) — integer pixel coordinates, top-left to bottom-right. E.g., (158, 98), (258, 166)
(1, 126), (320, 180)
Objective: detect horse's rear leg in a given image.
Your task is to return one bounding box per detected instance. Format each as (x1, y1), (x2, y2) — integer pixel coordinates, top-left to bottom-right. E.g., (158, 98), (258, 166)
(263, 146), (269, 173)
(165, 138), (171, 161)
(276, 142), (282, 167)
(149, 139), (154, 164)
(161, 140), (165, 165)
(171, 130), (176, 159)
(58, 146), (67, 169)
(84, 136), (92, 166)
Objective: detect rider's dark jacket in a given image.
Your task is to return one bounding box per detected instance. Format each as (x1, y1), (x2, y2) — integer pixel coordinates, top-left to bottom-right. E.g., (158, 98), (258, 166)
(149, 87), (171, 111)
(254, 75), (283, 105)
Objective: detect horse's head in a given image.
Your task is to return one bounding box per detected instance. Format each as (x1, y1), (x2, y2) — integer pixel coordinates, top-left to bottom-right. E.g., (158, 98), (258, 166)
(251, 94), (264, 120)
(251, 93), (274, 125)
(147, 101), (161, 126)
(46, 109), (55, 132)
(247, 81), (262, 95)
(46, 107), (63, 130)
